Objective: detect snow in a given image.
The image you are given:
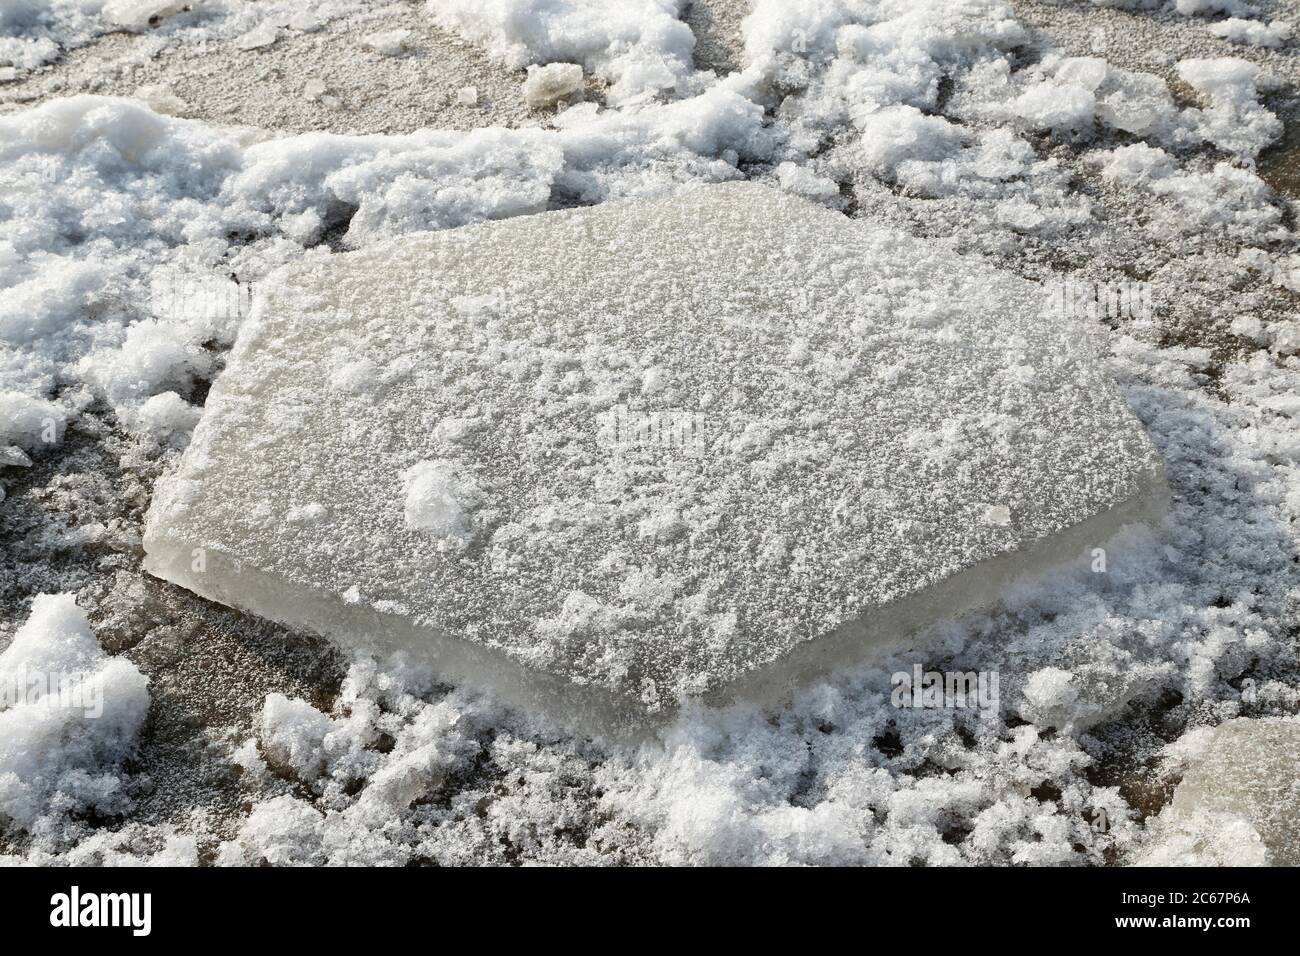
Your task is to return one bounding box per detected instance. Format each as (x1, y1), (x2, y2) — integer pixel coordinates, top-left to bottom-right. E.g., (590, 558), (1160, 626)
(142, 182), (1164, 729)
(0, 1), (369, 71)
(1207, 18), (1293, 49)
(427, 0), (697, 105)
(1176, 57), (1281, 160)
(402, 459), (479, 549)
(0, 595), (149, 835)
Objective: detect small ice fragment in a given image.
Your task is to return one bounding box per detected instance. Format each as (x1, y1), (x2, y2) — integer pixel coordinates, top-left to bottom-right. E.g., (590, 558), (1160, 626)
(552, 101), (600, 128)
(287, 503), (328, 524)
(134, 83), (188, 116)
(303, 78), (327, 101)
(0, 67), (18, 84)
(131, 391), (200, 444)
(289, 13), (321, 33)
(776, 161), (841, 203)
(361, 29), (411, 57)
(456, 85), (478, 106)
(522, 62), (583, 109)
(984, 504), (1012, 526)
(236, 24), (279, 51)
(103, 0), (193, 31)
(1054, 56), (1107, 92)
(0, 445), (31, 468)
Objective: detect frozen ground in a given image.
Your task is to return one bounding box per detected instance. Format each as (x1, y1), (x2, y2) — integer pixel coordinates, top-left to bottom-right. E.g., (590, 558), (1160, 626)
(1, 0), (1299, 865)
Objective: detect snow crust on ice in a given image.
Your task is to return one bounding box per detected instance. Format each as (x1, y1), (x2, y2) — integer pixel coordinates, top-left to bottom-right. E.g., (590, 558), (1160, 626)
(143, 183), (1164, 726)
(402, 459), (480, 550)
(0, 89), (768, 456)
(0, 594), (149, 835)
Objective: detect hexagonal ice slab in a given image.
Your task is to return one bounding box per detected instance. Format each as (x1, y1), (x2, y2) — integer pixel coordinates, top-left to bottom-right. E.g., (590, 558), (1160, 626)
(143, 183), (1166, 732)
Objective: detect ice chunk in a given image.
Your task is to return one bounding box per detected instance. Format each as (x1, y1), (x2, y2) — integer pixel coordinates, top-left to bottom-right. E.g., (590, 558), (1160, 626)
(1141, 718), (1300, 866)
(1207, 18), (1292, 49)
(522, 63), (584, 109)
(235, 24), (280, 52)
(143, 183), (1166, 733)
(0, 390), (66, 452)
(130, 391), (201, 446)
(1176, 57), (1281, 159)
(102, 0), (196, 32)
(361, 29), (413, 57)
(455, 86), (479, 106)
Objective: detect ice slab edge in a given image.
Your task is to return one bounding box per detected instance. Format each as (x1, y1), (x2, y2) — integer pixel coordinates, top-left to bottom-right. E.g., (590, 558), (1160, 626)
(143, 473), (1166, 737)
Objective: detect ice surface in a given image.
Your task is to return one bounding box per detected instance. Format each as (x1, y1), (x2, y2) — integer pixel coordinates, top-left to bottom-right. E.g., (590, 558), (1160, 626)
(1143, 718), (1300, 866)
(142, 182), (1166, 731)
